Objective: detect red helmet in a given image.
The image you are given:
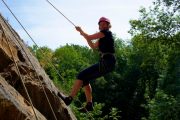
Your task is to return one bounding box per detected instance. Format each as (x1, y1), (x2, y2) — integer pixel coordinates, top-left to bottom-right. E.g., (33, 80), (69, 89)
(98, 17), (110, 24)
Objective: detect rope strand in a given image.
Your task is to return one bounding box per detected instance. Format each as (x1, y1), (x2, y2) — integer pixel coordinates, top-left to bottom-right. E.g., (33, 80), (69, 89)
(1, 0), (66, 83)
(1, 19), (58, 120)
(1, 1), (58, 120)
(46, 0), (76, 27)
(1, 1), (95, 119)
(0, 25), (39, 120)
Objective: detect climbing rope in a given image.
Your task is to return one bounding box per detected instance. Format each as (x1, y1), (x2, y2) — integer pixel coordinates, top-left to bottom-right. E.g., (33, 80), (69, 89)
(1, 1), (96, 119)
(46, 0), (76, 27)
(1, 0), (66, 83)
(1, 22), (58, 120)
(1, 1), (58, 120)
(0, 25), (39, 120)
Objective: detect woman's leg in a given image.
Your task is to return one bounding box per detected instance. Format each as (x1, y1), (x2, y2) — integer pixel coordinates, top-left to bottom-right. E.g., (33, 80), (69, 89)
(69, 81), (93, 103)
(62, 63), (102, 106)
(70, 79), (83, 98)
(60, 80), (83, 105)
(84, 84), (92, 103)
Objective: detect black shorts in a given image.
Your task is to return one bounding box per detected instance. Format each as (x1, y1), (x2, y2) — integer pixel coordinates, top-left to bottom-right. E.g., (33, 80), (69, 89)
(77, 54), (116, 86)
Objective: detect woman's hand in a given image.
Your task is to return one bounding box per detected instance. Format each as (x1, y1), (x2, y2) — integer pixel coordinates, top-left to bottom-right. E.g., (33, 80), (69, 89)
(75, 26), (102, 49)
(75, 26), (82, 33)
(76, 26), (85, 36)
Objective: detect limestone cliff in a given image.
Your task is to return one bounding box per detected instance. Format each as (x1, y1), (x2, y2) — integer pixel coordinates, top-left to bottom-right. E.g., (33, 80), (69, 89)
(0, 13), (76, 120)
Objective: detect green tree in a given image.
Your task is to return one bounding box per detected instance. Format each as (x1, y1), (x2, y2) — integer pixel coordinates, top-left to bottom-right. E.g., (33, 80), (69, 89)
(29, 45), (54, 77)
(129, 0), (180, 119)
(148, 90), (180, 120)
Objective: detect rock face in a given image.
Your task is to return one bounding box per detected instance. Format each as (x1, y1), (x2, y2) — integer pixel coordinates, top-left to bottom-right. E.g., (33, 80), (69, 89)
(0, 14), (76, 120)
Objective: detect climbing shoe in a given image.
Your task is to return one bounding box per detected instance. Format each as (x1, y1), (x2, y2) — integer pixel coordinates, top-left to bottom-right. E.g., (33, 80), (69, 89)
(63, 96), (73, 105)
(79, 102), (93, 113)
(58, 92), (73, 105)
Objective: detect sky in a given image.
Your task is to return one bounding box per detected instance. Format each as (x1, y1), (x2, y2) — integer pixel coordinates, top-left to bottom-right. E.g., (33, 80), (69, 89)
(0, 0), (154, 50)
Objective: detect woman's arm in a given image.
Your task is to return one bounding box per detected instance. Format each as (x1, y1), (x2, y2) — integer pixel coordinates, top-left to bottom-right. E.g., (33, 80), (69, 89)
(76, 26), (104, 49)
(81, 32), (103, 49)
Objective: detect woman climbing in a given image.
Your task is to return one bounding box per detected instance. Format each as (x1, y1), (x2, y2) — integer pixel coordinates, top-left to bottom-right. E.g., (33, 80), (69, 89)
(60, 17), (116, 112)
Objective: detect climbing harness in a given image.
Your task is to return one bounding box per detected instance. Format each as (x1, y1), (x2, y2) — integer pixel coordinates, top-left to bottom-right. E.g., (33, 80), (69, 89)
(46, 0), (76, 27)
(99, 52), (115, 73)
(100, 52), (115, 58)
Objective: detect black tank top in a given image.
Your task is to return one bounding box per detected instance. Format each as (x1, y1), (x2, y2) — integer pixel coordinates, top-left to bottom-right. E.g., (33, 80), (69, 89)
(98, 30), (115, 53)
